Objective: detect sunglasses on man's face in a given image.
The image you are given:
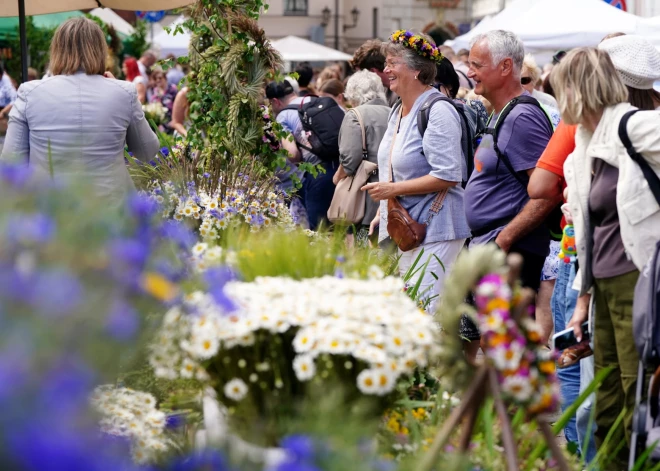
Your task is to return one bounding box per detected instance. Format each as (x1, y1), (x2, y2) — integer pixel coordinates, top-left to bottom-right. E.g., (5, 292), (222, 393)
(521, 77), (533, 85)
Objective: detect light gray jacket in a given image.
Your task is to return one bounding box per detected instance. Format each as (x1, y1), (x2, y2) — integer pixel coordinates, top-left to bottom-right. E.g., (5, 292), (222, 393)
(338, 97), (390, 225)
(565, 103), (660, 295)
(1, 72), (159, 208)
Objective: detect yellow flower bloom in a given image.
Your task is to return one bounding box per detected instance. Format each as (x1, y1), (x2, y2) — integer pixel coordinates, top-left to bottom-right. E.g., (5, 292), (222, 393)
(141, 272), (178, 302)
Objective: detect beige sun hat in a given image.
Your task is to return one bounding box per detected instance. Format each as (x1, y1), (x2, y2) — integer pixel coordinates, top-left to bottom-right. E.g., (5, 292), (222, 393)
(598, 35), (660, 90)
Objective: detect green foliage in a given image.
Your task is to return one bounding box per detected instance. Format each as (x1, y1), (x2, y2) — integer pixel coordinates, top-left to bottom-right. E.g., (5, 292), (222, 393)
(180, 0), (296, 189)
(5, 18), (53, 82)
(219, 228), (389, 281)
(123, 19), (150, 60)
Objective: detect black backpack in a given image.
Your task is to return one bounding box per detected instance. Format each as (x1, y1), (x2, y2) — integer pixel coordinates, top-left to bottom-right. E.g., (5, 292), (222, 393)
(391, 95), (485, 186)
(478, 95), (562, 240)
(285, 95), (345, 162)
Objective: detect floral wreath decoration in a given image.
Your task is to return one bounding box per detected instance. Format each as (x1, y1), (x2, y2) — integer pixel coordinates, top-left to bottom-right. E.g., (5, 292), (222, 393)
(390, 30), (444, 64)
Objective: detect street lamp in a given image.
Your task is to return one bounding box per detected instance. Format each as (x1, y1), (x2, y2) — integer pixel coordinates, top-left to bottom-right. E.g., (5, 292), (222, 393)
(321, 6), (331, 27)
(343, 7), (360, 31)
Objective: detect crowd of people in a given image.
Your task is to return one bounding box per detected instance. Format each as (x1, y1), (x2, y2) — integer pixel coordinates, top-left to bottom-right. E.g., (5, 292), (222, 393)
(266, 29), (660, 470)
(1, 15), (660, 470)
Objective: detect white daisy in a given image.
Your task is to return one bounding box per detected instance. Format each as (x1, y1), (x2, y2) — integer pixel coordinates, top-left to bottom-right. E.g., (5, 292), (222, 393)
(180, 358), (197, 379)
(224, 378), (248, 402)
(293, 327), (316, 353)
(192, 242), (208, 257)
(356, 369), (380, 395)
(490, 343), (524, 371)
(501, 375), (533, 402)
(192, 337), (220, 360)
(293, 354), (316, 381)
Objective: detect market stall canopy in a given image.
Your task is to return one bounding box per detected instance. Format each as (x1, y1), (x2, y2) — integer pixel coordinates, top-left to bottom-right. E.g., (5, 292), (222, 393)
(0, 0), (193, 16)
(0, 10), (83, 41)
(446, 0), (642, 65)
(153, 15), (189, 57)
(88, 7), (134, 37)
(271, 36), (353, 62)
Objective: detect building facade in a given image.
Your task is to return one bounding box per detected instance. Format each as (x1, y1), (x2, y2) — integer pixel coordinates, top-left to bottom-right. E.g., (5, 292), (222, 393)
(258, 0), (660, 53)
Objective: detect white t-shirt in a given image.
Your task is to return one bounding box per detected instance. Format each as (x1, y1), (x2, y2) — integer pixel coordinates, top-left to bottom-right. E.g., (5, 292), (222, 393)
(137, 61), (149, 82)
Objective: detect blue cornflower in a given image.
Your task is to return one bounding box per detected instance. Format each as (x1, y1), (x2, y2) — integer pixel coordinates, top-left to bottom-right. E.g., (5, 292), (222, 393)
(0, 163), (32, 188)
(5, 212), (55, 247)
(280, 435), (316, 461)
(159, 220), (196, 250)
(105, 298), (140, 341)
(160, 147), (170, 156)
(203, 267), (237, 313)
(31, 268), (83, 317)
(127, 194), (159, 219)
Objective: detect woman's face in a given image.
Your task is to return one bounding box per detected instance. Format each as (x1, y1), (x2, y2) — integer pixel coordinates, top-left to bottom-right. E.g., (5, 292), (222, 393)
(521, 66), (534, 93)
(383, 54), (415, 95)
(122, 63), (128, 77)
(154, 73), (167, 89)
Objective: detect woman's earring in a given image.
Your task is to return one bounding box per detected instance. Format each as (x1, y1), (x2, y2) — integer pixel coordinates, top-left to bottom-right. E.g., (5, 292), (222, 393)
(414, 75), (418, 80)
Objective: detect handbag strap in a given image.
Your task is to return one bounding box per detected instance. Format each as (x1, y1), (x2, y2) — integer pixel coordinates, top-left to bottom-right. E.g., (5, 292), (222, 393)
(388, 104), (448, 226)
(350, 107), (368, 160)
(618, 109), (660, 206)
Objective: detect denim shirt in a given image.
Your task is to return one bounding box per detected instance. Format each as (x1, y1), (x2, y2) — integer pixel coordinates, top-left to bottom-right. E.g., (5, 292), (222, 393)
(377, 88), (471, 244)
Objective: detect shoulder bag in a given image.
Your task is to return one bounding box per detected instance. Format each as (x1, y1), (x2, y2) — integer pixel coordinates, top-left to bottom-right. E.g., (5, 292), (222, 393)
(387, 106), (447, 252)
(327, 108), (378, 224)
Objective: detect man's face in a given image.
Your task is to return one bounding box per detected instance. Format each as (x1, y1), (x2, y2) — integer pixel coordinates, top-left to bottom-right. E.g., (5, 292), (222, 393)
(468, 41), (505, 100)
(370, 67), (390, 89)
(270, 97), (284, 115)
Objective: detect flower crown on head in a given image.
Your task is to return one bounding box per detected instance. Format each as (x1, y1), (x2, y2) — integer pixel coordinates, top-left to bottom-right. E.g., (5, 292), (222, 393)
(390, 30), (444, 64)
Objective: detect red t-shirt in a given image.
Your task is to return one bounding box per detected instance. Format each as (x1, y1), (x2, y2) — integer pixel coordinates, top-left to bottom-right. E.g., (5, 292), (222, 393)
(536, 121), (578, 229)
(537, 121), (578, 178)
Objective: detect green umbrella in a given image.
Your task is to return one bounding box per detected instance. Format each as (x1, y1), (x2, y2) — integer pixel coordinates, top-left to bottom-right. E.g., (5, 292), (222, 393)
(0, 10), (84, 41)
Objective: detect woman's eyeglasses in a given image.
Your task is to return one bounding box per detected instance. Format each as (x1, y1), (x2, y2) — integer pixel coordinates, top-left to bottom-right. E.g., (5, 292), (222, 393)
(521, 77), (533, 85)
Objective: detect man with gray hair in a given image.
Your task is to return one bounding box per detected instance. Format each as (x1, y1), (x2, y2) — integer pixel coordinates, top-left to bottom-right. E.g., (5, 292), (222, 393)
(464, 30), (557, 292)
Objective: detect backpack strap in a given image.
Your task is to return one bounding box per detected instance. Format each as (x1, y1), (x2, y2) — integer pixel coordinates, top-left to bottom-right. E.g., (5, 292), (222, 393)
(455, 69), (474, 89)
(389, 98), (402, 121)
(417, 95), (456, 137)
(488, 95), (554, 188)
(618, 109), (660, 206)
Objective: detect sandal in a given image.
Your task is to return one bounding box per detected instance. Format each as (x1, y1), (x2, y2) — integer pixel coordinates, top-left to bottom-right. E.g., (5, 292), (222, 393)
(557, 341), (593, 369)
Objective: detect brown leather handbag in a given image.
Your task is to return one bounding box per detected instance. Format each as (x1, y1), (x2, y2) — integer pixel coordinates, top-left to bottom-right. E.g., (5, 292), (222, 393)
(386, 107), (447, 252)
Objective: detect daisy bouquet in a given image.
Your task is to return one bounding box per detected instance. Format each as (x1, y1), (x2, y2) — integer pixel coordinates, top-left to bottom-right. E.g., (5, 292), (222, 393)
(473, 273), (559, 415)
(143, 102), (168, 126)
(145, 177), (296, 247)
(91, 385), (171, 464)
(149, 273), (440, 442)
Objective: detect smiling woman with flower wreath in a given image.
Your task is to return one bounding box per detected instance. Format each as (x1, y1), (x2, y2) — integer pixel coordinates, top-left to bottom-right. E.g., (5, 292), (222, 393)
(363, 30), (470, 308)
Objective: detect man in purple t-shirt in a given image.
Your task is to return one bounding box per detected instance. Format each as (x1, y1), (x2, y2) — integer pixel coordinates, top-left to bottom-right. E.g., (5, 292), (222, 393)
(465, 30), (557, 291)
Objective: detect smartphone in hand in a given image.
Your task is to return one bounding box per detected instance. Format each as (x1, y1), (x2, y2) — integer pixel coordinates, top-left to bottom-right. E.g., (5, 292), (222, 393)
(552, 321), (590, 351)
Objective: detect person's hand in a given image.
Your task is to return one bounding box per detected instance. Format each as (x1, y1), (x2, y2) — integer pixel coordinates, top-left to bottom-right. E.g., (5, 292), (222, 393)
(368, 213), (380, 236)
(494, 232), (512, 253)
(561, 203), (574, 225)
(333, 166), (347, 185)
(361, 182), (398, 201)
(0, 110), (5, 120)
(567, 296), (590, 342)
(103, 71), (116, 79)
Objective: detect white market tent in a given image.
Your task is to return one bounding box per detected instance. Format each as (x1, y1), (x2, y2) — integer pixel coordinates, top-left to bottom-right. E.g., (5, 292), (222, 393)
(447, 0), (644, 65)
(89, 7), (134, 36)
(153, 15), (190, 57)
(271, 36), (353, 62)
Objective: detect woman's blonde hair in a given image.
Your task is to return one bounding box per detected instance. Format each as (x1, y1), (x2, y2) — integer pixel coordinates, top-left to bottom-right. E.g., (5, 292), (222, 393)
(522, 54), (541, 86)
(49, 18), (107, 76)
(551, 47), (628, 125)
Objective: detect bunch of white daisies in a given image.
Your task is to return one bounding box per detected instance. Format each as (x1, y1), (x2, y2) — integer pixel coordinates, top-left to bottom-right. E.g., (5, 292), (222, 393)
(149, 274), (440, 401)
(146, 181), (295, 242)
(90, 385), (170, 464)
